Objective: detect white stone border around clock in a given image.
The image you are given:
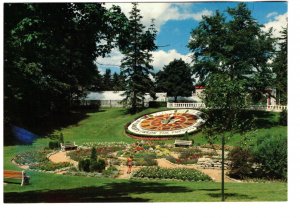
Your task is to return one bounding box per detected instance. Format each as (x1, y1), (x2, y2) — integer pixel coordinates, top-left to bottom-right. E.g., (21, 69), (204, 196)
(127, 109), (205, 136)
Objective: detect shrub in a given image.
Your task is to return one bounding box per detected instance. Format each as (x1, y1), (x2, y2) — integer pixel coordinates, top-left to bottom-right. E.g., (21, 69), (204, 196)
(89, 159), (106, 172)
(165, 155), (177, 164)
(102, 166), (119, 178)
(134, 157), (157, 166)
(90, 147), (97, 161)
(251, 134), (287, 180)
(78, 158), (91, 172)
(59, 132), (64, 144)
(30, 162), (71, 171)
(279, 109), (287, 126)
(49, 140), (60, 149)
(228, 146), (254, 179)
(132, 167), (212, 182)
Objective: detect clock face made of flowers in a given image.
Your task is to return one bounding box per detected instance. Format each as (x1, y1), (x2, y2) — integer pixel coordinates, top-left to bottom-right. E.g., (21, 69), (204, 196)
(127, 109), (204, 137)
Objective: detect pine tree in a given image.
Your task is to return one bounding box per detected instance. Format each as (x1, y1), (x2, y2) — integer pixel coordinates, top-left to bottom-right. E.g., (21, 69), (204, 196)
(103, 68), (112, 90)
(120, 3), (157, 113)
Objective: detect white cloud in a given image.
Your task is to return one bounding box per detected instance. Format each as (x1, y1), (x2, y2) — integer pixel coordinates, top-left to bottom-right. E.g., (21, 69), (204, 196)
(151, 49), (192, 71)
(96, 48), (192, 73)
(266, 11), (278, 18)
(104, 3), (212, 31)
(263, 13), (288, 38)
(95, 48), (124, 73)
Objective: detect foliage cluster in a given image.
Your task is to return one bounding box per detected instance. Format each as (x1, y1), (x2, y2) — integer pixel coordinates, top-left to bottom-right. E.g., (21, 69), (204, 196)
(228, 134), (287, 180)
(132, 166), (212, 182)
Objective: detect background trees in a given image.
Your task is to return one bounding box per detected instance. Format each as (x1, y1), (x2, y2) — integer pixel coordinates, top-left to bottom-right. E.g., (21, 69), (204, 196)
(4, 3), (127, 132)
(273, 26), (288, 105)
(155, 59), (194, 102)
(120, 3), (157, 113)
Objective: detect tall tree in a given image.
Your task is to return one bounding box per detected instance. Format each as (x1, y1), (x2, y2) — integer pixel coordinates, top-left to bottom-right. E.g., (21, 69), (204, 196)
(156, 59), (194, 102)
(103, 68), (112, 90)
(188, 3), (275, 201)
(120, 3), (157, 113)
(273, 26), (287, 105)
(4, 3), (127, 132)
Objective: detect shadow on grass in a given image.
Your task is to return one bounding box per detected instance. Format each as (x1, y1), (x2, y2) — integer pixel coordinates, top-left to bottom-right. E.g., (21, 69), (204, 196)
(4, 180), (193, 203)
(252, 110), (278, 129)
(4, 108), (106, 146)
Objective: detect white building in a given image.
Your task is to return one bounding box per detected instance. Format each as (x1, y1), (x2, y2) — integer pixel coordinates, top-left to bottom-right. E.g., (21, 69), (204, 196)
(82, 91), (167, 108)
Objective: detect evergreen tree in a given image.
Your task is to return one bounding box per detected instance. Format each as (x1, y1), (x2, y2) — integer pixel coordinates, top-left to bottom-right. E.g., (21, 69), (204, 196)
(90, 147), (97, 161)
(112, 72), (120, 91)
(188, 3), (275, 201)
(156, 59), (194, 102)
(273, 26), (287, 105)
(120, 3), (157, 113)
(103, 68), (112, 90)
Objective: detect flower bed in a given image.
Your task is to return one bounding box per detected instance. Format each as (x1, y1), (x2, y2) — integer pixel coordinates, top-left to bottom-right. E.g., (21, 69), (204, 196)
(132, 166), (212, 182)
(14, 151), (50, 165)
(30, 162), (71, 171)
(14, 150), (72, 171)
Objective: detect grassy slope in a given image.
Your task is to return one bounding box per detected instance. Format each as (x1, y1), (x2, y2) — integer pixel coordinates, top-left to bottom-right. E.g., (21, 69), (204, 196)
(4, 107), (287, 202)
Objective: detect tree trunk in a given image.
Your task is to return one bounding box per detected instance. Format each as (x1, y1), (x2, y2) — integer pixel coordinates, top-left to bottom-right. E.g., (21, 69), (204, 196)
(221, 134), (225, 202)
(174, 96), (177, 102)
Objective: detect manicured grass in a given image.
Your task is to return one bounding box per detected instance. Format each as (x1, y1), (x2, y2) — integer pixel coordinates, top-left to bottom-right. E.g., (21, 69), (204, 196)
(32, 107), (166, 146)
(4, 172), (287, 202)
(28, 107), (286, 147)
(4, 107), (287, 202)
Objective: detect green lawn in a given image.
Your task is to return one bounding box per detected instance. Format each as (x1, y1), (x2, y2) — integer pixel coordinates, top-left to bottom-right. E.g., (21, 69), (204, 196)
(4, 107), (287, 202)
(4, 171), (287, 202)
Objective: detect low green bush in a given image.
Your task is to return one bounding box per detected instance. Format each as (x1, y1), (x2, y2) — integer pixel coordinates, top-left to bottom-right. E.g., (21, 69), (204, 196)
(78, 158), (91, 172)
(134, 157), (157, 166)
(279, 109), (287, 126)
(252, 134), (287, 180)
(49, 141), (60, 149)
(30, 162), (71, 171)
(228, 146), (254, 179)
(102, 166), (119, 178)
(89, 159), (106, 172)
(132, 166), (212, 182)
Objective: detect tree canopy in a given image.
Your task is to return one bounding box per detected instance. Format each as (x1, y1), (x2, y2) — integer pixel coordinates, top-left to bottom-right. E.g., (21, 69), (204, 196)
(156, 59), (194, 102)
(188, 3), (275, 130)
(4, 3), (127, 129)
(120, 3), (157, 113)
(273, 26), (287, 105)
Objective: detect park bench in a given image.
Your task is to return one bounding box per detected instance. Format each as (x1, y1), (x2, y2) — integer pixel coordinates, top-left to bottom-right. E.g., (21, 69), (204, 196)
(174, 139), (193, 147)
(60, 141), (77, 151)
(4, 170), (30, 186)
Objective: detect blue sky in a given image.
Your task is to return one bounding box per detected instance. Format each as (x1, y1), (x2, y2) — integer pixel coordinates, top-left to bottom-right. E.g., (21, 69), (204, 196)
(97, 1), (288, 73)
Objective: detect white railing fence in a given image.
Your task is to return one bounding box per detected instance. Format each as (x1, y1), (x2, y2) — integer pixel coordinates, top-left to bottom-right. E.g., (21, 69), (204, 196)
(167, 102), (206, 109)
(167, 102), (287, 112)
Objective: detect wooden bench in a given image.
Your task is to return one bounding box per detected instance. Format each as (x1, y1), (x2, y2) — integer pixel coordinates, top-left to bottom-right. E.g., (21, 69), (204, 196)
(4, 170), (30, 186)
(174, 140), (193, 147)
(60, 141), (77, 151)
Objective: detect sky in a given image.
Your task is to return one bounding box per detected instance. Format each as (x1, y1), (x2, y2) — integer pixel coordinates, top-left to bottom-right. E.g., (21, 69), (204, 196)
(96, 1), (287, 74)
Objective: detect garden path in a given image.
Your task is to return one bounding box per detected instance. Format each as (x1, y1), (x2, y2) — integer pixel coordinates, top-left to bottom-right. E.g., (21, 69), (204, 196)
(48, 151), (78, 166)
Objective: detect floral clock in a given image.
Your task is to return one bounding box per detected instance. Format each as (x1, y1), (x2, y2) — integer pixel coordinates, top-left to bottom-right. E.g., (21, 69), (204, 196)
(127, 109), (204, 137)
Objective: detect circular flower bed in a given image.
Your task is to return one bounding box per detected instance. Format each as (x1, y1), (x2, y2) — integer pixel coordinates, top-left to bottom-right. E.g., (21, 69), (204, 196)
(127, 109), (204, 137)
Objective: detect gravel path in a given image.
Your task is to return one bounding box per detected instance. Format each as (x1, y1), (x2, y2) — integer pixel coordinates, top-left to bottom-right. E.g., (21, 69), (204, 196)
(48, 151), (78, 166)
